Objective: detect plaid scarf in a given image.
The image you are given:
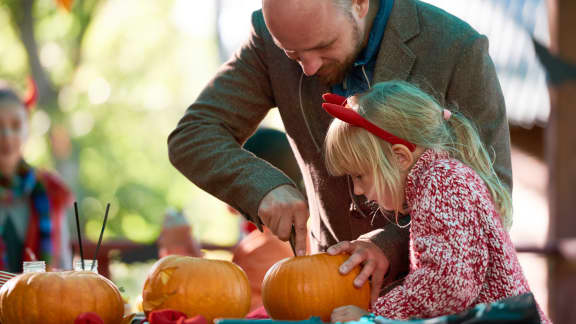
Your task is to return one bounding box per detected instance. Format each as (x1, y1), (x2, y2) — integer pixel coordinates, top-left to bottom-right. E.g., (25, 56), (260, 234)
(0, 161), (52, 272)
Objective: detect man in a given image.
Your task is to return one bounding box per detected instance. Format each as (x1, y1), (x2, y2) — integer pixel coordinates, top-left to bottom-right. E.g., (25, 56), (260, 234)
(168, 0), (511, 302)
(231, 127), (303, 312)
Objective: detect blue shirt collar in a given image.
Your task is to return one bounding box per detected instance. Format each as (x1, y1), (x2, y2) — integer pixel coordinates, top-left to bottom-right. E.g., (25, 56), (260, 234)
(354, 0), (394, 67)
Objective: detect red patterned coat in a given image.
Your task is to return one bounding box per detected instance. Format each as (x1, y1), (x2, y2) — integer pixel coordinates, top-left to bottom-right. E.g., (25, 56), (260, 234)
(373, 150), (549, 323)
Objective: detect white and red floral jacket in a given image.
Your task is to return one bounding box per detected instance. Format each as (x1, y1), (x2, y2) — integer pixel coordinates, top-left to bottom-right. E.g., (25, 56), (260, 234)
(373, 149), (550, 323)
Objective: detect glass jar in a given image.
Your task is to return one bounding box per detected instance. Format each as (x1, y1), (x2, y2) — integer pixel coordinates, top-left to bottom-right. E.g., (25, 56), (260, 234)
(23, 261), (46, 273)
(74, 259), (98, 273)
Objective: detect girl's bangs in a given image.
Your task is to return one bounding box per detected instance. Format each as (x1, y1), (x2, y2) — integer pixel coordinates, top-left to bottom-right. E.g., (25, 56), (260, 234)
(325, 122), (373, 176)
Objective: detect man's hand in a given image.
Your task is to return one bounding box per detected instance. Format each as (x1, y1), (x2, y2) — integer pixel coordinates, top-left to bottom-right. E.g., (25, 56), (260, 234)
(258, 184), (308, 256)
(327, 240), (390, 305)
(331, 305), (369, 323)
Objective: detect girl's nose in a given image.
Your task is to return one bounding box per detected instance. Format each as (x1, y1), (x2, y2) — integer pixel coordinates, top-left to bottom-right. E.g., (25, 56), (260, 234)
(352, 179), (364, 196)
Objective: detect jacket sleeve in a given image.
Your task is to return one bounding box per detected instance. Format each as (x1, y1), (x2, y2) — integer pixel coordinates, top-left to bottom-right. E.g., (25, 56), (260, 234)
(372, 168), (490, 320)
(167, 11), (296, 225)
(446, 34), (513, 192)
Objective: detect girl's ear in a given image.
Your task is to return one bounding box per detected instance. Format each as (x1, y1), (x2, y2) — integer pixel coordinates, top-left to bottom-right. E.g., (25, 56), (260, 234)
(391, 144), (414, 171)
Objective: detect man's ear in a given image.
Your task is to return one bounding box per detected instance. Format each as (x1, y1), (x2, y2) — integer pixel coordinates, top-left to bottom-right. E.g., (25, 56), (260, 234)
(391, 144), (414, 171)
(352, 0), (370, 19)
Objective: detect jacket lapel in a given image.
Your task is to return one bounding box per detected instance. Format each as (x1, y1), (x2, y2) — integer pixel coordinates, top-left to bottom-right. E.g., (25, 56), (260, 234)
(299, 75), (331, 152)
(373, 0), (420, 83)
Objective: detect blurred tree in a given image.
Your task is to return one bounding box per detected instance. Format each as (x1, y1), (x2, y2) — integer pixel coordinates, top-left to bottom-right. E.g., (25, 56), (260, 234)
(1, 0), (101, 176)
(0, 0), (239, 246)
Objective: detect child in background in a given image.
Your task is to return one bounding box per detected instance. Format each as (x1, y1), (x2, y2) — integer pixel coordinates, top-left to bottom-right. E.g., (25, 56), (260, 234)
(322, 81), (549, 323)
(157, 208), (203, 258)
(0, 81), (73, 272)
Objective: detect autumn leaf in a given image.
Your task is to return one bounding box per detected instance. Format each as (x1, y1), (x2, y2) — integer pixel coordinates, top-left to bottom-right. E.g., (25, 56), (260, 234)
(55, 0), (73, 12)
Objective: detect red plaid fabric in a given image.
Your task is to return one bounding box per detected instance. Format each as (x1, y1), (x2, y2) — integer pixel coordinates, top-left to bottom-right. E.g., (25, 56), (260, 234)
(0, 270), (17, 287)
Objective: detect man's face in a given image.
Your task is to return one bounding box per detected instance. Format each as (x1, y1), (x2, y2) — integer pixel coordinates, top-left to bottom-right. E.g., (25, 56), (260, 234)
(264, 1), (365, 85)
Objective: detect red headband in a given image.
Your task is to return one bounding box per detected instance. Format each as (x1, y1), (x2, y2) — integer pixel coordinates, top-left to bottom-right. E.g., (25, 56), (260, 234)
(322, 93), (416, 152)
(24, 76), (38, 111)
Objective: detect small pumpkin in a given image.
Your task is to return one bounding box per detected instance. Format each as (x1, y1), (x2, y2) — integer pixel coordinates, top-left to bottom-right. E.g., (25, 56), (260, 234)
(142, 255), (251, 323)
(0, 271), (124, 324)
(261, 253), (371, 321)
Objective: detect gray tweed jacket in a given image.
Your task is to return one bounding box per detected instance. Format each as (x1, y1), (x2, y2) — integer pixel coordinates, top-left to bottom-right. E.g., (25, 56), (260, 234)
(168, 0), (512, 285)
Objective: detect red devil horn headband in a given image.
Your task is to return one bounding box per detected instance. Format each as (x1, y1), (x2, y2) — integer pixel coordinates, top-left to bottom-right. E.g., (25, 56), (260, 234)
(24, 76), (38, 111)
(322, 93), (416, 152)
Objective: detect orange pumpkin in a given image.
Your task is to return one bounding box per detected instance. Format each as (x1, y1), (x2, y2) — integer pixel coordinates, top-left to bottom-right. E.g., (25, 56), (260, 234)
(261, 253), (371, 321)
(142, 255), (251, 323)
(0, 271), (124, 324)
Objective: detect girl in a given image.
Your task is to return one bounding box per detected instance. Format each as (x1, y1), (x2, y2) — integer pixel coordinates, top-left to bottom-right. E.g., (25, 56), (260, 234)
(322, 81), (549, 323)
(0, 81), (73, 272)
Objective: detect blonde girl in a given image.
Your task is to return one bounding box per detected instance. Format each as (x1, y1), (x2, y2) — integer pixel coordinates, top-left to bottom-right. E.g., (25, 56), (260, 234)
(323, 81), (549, 323)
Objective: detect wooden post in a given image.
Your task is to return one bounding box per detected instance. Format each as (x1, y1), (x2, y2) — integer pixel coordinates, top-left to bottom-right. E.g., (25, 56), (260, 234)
(546, 0), (576, 322)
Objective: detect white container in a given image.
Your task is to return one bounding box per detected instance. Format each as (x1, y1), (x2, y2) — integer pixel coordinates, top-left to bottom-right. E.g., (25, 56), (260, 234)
(74, 259), (98, 273)
(23, 261), (46, 273)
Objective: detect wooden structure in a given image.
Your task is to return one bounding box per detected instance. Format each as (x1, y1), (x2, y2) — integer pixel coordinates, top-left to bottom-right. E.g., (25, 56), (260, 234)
(546, 0), (576, 322)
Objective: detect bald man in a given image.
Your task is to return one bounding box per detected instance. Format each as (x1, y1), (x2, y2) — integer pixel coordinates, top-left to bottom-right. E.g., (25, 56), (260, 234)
(168, 0), (511, 303)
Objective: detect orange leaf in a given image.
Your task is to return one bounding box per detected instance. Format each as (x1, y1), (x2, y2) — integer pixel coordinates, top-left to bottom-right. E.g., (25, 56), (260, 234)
(55, 0), (73, 12)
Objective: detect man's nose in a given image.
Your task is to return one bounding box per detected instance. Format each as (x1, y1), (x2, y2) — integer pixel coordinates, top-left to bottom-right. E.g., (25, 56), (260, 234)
(299, 54), (322, 76)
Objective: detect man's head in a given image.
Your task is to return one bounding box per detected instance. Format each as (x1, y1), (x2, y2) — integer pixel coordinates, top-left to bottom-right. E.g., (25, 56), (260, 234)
(262, 0), (373, 85)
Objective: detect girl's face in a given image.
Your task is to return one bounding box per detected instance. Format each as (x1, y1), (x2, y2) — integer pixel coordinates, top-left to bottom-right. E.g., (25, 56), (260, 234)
(351, 171), (395, 211)
(0, 101), (28, 176)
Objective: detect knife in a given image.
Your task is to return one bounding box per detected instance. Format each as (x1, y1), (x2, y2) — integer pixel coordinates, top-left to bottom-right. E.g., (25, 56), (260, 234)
(289, 224), (297, 256)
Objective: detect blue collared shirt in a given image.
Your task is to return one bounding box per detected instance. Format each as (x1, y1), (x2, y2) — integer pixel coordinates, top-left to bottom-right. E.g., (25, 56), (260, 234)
(332, 0), (394, 97)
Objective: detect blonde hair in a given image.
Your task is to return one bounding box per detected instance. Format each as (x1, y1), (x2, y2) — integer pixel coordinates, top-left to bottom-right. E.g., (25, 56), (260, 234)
(324, 81), (512, 230)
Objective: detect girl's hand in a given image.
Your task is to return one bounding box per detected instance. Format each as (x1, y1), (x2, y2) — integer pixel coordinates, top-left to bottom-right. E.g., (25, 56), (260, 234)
(331, 305), (369, 323)
(327, 240), (390, 305)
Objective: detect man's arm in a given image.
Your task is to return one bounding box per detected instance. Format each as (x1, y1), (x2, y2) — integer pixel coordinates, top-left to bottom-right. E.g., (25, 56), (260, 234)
(168, 11), (296, 225)
(446, 34), (513, 191)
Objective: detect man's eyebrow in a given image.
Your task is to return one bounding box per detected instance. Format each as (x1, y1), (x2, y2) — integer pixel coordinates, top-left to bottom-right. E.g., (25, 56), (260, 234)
(309, 38), (337, 51)
(275, 38), (337, 52)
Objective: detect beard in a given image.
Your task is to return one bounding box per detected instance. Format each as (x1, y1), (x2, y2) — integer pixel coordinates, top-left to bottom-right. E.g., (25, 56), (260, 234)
(316, 18), (364, 86)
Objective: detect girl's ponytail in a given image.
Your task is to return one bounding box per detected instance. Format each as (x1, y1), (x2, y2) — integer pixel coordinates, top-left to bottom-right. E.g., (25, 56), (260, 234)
(446, 110), (513, 230)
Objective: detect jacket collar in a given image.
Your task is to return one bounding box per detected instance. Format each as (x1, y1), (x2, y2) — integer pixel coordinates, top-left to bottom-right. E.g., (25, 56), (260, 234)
(298, 0), (422, 151)
(373, 0), (420, 82)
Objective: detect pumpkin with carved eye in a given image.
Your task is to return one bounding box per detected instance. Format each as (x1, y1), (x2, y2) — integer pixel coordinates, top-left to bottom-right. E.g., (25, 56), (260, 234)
(142, 255), (251, 323)
(0, 271), (124, 324)
(261, 253), (371, 321)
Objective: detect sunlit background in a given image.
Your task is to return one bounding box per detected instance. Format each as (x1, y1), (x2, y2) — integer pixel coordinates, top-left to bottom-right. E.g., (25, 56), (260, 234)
(0, 0), (554, 319)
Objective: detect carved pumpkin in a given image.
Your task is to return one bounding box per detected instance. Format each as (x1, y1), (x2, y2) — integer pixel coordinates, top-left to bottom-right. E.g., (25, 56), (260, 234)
(261, 253), (371, 321)
(0, 271), (124, 324)
(142, 255), (251, 323)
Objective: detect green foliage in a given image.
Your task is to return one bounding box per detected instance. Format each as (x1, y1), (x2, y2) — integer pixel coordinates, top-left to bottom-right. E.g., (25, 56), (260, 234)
(0, 0), (240, 245)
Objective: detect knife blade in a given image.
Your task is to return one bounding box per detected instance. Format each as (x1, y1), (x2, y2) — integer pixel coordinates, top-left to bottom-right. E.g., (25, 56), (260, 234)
(289, 224), (297, 256)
